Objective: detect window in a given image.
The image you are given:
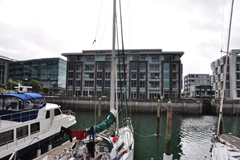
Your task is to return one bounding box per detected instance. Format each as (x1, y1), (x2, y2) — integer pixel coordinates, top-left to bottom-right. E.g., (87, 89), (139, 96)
(237, 73), (240, 80)
(164, 80), (169, 88)
(97, 63), (103, 71)
(149, 81), (160, 88)
(164, 63), (169, 70)
(76, 80), (81, 87)
(76, 64), (81, 70)
(68, 63), (74, 70)
(17, 125), (28, 139)
(85, 56), (94, 62)
(237, 90), (240, 97)
(46, 111), (50, 119)
(68, 80), (73, 86)
(84, 81), (94, 87)
(85, 65), (94, 71)
(237, 64), (240, 71)
(0, 130), (13, 146)
(140, 81), (145, 88)
(140, 54), (147, 60)
(164, 72), (169, 79)
(131, 81), (137, 87)
(97, 80), (102, 87)
(31, 122), (40, 134)
(140, 63), (146, 70)
(68, 72), (73, 78)
(237, 81), (240, 88)
(140, 73), (145, 79)
(105, 72), (110, 79)
(131, 72), (137, 79)
(150, 55), (159, 62)
(131, 63), (137, 70)
(105, 81), (110, 87)
(172, 82), (178, 89)
(105, 63), (111, 70)
(97, 72), (102, 79)
(172, 64), (178, 71)
(76, 72), (81, 79)
(55, 109), (61, 116)
(149, 73), (160, 79)
(149, 64), (159, 71)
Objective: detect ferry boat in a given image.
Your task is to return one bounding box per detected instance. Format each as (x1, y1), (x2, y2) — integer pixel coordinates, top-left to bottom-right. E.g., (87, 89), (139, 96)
(0, 86), (76, 160)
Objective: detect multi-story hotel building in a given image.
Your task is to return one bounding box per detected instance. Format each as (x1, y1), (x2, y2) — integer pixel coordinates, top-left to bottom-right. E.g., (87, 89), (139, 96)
(8, 58), (66, 92)
(211, 49), (240, 100)
(184, 74), (211, 97)
(62, 49), (184, 99)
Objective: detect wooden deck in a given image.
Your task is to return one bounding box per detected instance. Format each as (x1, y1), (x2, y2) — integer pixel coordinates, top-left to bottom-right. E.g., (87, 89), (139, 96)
(220, 134), (240, 149)
(33, 138), (76, 160)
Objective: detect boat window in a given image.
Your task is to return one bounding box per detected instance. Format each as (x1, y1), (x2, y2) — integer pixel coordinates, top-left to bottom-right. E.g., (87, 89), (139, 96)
(0, 130), (14, 146)
(17, 125), (28, 139)
(46, 110), (50, 119)
(54, 109), (61, 116)
(31, 122), (40, 134)
(24, 100), (35, 110)
(35, 99), (46, 108)
(3, 97), (19, 111)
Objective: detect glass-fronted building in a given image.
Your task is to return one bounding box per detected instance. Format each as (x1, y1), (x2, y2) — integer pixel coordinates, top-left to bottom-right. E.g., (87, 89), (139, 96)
(8, 58), (66, 92)
(62, 49), (184, 99)
(0, 55), (14, 85)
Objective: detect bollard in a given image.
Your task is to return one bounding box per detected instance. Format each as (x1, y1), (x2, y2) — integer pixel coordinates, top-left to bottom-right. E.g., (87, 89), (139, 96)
(163, 100), (173, 160)
(98, 98), (101, 124)
(157, 99), (161, 136)
(37, 149), (41, 157)
(48, 144), (52, 151)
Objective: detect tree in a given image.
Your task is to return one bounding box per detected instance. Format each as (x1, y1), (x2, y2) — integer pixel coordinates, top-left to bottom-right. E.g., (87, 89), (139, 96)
(0, 83), (7, 90)
(29, 79), (41, 92)
(7, 79), (23, 90)
(42, 87), (50, 95)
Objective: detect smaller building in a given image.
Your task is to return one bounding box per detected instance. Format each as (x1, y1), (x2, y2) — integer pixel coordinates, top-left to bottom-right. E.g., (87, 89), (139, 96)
(0, 55), (15, 85)
(184, 74), (211, 97)
(8, 58), (66, 93)
(189, 85), (214, 98)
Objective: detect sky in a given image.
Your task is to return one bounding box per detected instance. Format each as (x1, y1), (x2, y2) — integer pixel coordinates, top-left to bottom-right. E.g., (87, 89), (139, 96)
(0, 0), (240, 77)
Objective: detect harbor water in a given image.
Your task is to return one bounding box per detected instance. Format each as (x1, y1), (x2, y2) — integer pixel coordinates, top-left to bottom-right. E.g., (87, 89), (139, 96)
(64, 110), (240, 160)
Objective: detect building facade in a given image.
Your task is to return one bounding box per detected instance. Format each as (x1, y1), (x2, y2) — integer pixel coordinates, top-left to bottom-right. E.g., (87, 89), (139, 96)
(8, 58), (66, 92)
(189, 85), (214, 98)
(0, 55), (14, 85)
(184, 74), (211, 97)
(211, 49), (240, 100)
(62, 49), (184, 99)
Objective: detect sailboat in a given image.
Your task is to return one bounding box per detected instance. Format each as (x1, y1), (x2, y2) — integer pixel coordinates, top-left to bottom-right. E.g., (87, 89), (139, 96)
(211, 0), (240, 159)
(36, 0), (134, 160)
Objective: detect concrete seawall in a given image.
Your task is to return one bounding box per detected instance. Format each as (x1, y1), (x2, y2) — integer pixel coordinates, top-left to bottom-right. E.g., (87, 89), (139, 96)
(45, 97), (240, 115)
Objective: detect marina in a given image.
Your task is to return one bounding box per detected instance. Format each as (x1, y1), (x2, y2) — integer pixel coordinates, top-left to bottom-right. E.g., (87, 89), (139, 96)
(33, 110), (224, 160)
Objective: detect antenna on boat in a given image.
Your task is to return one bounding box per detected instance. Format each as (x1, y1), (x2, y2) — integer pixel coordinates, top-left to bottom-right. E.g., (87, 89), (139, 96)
(14, 83), (32, 93)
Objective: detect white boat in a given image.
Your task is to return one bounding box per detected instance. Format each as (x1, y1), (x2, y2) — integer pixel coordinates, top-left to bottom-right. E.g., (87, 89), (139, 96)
(211, 0), (240, 159)
(38, 0), (134, 159)
(0, 85), (76, 160)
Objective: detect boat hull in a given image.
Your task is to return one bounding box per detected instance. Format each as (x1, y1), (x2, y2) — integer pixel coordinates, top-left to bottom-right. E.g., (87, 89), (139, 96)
(2, 132), (61, 160)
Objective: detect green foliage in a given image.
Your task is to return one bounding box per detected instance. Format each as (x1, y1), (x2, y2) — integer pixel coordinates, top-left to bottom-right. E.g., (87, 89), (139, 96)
(0, 83), (7, 89)
(7, 79), (23, 90)
(29, 79), (41, 92)
(42, 87), (50, 94)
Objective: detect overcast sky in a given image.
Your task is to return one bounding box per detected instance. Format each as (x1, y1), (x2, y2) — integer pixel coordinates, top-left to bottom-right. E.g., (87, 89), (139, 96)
(0, 0), (240, 77)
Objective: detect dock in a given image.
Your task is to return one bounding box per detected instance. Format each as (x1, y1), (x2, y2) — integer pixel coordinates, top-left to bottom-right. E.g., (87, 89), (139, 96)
(33, 138), (76, 160)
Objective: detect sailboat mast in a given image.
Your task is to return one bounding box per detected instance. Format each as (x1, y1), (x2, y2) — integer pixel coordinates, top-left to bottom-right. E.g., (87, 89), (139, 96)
(217, 0), (234, 136)
(110, 0), (117, 111)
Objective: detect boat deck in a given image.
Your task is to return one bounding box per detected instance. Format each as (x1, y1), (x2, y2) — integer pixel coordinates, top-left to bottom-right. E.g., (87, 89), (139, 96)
(220, 134), (240, 149)
(33, 138), (77, 160)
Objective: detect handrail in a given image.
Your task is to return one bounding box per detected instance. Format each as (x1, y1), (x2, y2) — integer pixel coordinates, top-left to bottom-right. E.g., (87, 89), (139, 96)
(0, 109), (39, 128)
